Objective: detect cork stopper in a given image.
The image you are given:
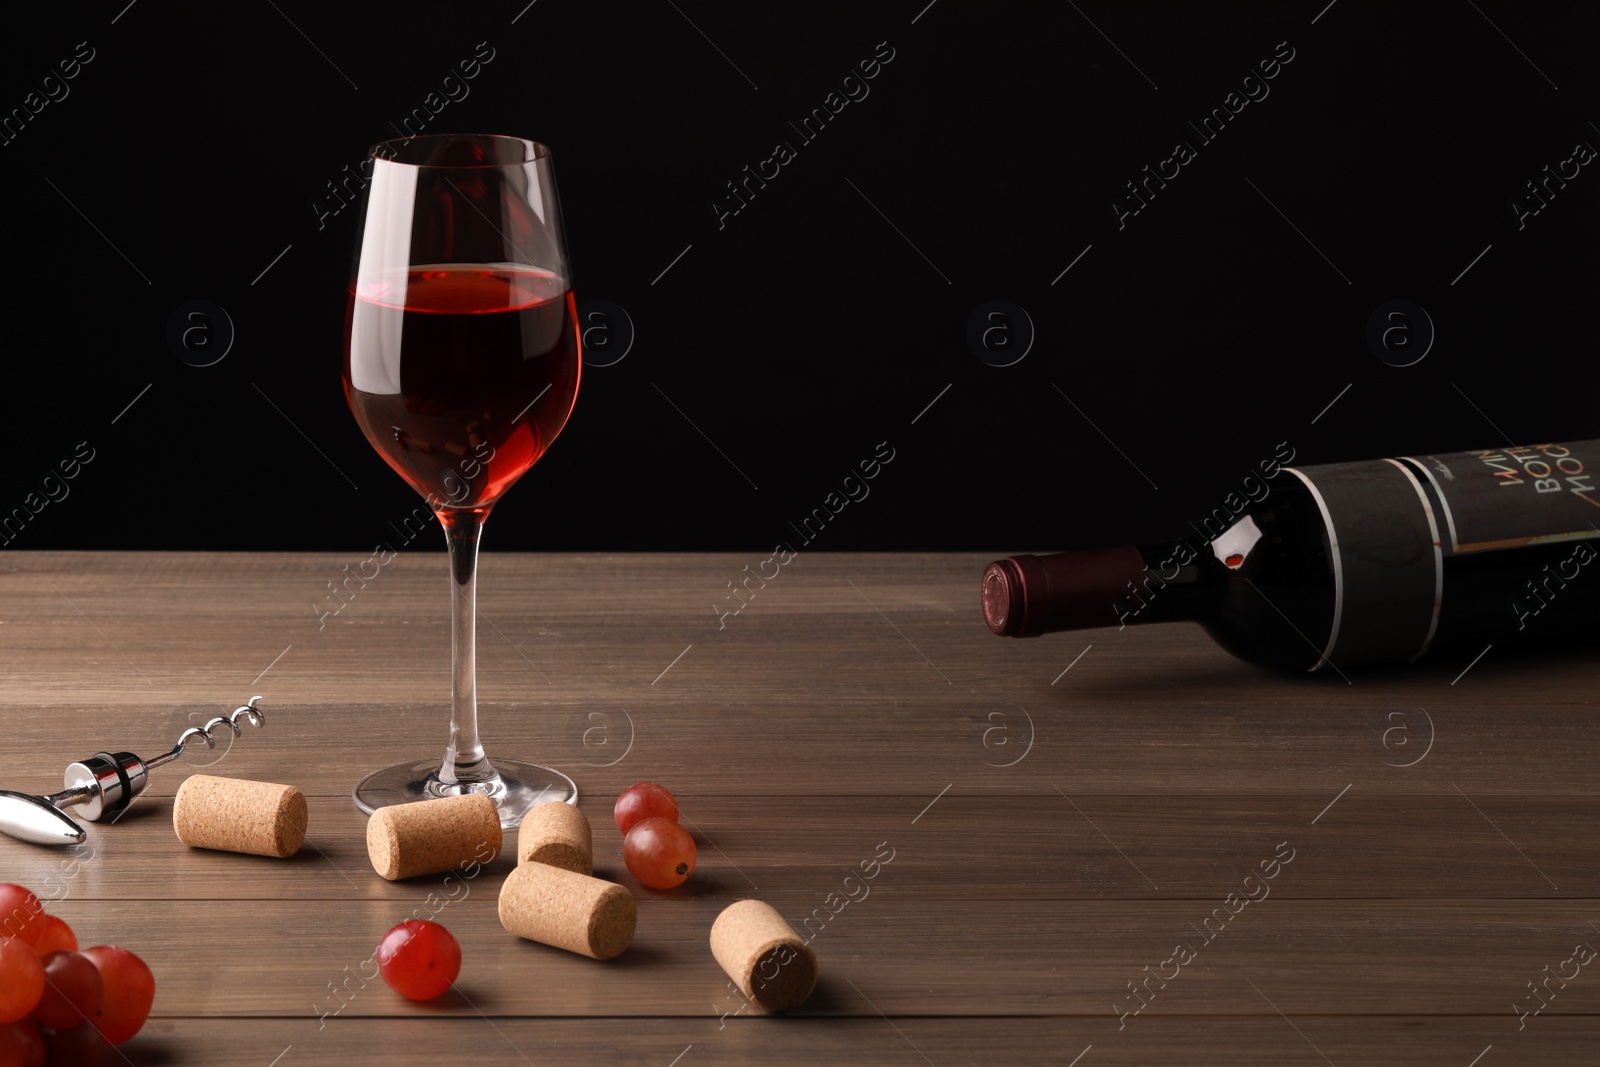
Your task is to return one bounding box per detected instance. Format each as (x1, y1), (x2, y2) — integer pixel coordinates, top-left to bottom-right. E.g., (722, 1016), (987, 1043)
(172, 774), (307, 859)
(366, 794), (503, 881)
(709, 899), (818, 1013)
(498, 862), (635, 960)
(516, 801), (592, 873)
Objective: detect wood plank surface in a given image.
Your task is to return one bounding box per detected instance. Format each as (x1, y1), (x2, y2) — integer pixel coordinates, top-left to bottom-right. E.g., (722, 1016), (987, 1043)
(35, 896), (1600, 1017)
(0, 552), (1595, 1065)
(7, 792), (1600, 902)
(120, 1017), (1600, 1067)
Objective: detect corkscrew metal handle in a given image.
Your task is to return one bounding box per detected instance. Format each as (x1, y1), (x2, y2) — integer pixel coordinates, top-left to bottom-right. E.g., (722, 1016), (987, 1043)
(0, 696), (266, 847)
(0, 791), (86, 845)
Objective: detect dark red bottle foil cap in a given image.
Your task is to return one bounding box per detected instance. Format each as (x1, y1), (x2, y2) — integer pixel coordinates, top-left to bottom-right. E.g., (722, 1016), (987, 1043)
(982, 549), (1147, 636)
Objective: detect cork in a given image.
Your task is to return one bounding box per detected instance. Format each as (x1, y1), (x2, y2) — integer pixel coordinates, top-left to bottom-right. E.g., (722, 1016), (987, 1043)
(172, 774), (307, 859)
(516, 801), (592, 873)
(498, 862), (635, 960)
(709, 899), (818, 1013)
(366, 794), (503, 881)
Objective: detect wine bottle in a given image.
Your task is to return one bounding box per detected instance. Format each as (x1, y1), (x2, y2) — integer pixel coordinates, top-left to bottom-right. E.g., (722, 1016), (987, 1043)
(982, 439), (1600, 671)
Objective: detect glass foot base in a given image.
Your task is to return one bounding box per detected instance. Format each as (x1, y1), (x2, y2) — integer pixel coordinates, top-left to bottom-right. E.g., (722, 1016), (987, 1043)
(352, 758), (577, 828)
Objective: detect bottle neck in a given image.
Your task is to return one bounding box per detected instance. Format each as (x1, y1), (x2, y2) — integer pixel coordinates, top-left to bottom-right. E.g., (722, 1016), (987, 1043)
(982, 539), (1215, 636)
(1111, 538), (1217, 628)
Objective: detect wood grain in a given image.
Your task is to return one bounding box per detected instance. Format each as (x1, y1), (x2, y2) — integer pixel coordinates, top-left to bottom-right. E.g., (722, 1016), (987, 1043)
(119, 1017), (1600, 1067)
(7, 794), (1597, 902)
(0, 552), (1594, 1065)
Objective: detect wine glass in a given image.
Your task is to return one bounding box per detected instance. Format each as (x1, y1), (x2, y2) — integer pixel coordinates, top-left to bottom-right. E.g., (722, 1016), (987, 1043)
(342, 133), (581, 825)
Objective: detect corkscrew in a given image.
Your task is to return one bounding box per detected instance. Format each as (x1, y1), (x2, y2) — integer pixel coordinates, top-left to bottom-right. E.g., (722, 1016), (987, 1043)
(0, 696), (265, 846)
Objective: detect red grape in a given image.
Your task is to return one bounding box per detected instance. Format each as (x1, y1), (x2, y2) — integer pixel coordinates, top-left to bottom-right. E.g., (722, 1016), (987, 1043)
(0, 1018), (44, 1067)
(30, 919), (74, 960)
(622, 817), (695, 889)
(0, 888), (44, 948)
(39, 1023), (101, 1067)
(32, 953), (102, 1030)
(376, 920), (460, 1001)
(79, 947), (153, 1046)
(614, 782), (678, 834)
(0, 942), (43, 1024)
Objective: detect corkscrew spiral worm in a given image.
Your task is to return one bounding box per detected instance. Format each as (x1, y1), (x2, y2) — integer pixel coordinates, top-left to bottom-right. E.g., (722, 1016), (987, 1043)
(147, 695), (265, 769)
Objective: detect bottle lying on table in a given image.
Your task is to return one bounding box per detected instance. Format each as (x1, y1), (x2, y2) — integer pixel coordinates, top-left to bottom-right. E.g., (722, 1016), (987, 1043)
(982, 439), (1600, 672)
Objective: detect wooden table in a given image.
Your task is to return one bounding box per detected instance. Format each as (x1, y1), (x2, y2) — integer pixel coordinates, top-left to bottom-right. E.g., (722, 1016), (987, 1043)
(1, 551), (1596, 1065)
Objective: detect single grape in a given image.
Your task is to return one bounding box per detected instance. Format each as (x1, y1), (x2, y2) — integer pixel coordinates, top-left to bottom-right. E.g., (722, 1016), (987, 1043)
(0, 941), (43, 1025)
(79, 947), (153, 1046)
(31, 953), (102, 1031)
(614, 782), (679, 834)
(0, 1017), (44, 1067)
(622, 816), (696, 889)
(30, 919), (75, 959)
(0, 888), (44, 948)
(39, 1023), (101, 1067)
(376, 920), (460, 1001)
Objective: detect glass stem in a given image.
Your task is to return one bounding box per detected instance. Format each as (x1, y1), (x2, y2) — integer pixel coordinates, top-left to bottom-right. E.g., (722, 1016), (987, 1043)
(439, 508), (493, 787)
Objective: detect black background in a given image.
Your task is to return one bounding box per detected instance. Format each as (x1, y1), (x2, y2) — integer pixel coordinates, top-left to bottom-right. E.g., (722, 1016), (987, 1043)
(2, 1), (1596, 555)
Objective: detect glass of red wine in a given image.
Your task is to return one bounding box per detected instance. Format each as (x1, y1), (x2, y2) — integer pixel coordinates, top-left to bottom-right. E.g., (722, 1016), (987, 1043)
(342, 133), (581, 824)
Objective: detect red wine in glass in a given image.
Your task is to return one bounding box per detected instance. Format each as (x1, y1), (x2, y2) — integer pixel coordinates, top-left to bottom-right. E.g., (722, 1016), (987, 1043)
(342, 134), (582, 825)
(345, 265), (579, 511)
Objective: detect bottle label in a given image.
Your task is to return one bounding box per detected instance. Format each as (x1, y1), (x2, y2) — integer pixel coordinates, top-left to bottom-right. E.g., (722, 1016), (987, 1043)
(1283, 459), (1442, 672)
(1399, 441), (1600, 554)
(1288, 439), (1600, 673)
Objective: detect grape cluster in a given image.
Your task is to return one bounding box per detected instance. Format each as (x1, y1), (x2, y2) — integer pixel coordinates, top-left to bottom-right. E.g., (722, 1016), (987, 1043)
(0, 884), (155, 1066)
